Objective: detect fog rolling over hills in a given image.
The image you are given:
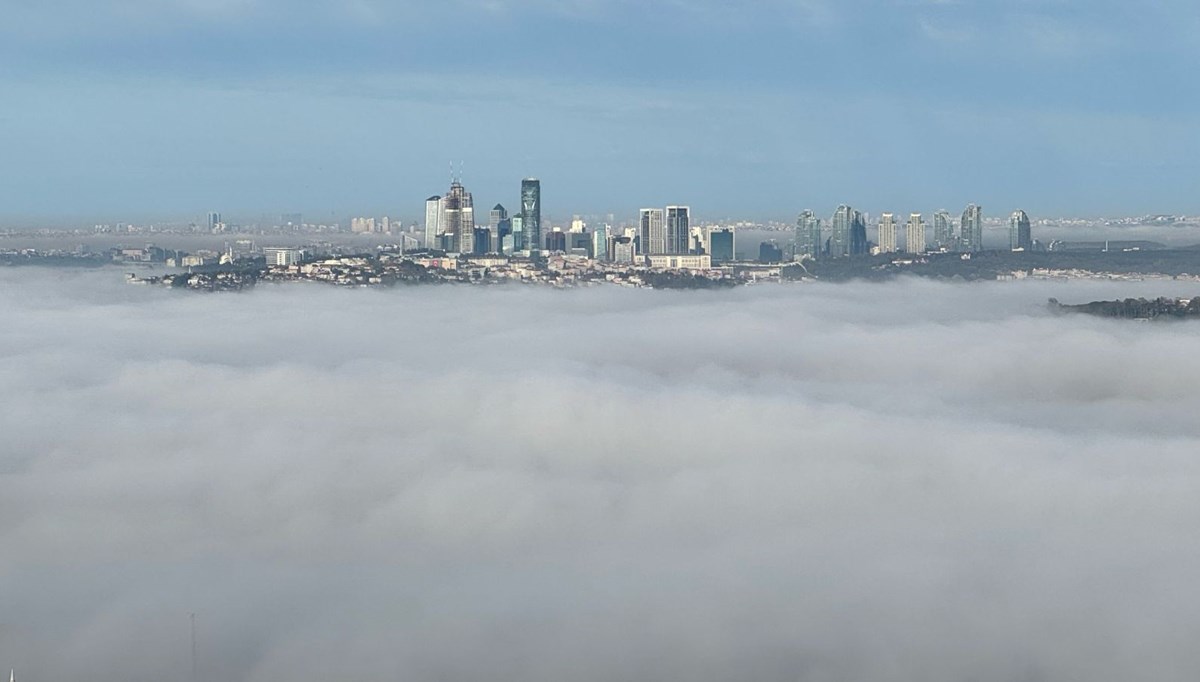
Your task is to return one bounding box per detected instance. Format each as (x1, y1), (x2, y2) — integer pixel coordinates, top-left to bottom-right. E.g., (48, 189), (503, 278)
(4, 270), (1200, 681)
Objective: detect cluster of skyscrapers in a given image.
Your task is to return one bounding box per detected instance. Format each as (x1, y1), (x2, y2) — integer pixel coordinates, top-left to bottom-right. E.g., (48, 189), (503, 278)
(420, 174), (1035, 264)
(420, 176), (741, 265)
(795, 204), (1034, 258)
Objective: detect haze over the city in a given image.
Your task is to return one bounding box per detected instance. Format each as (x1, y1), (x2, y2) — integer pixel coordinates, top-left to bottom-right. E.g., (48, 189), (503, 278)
(2, 0), (1197, 220)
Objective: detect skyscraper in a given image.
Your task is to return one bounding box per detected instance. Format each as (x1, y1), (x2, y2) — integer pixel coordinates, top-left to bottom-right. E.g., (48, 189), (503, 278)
(489, 204), (507, 230)
(640, 208), (666, 255)
(666, 206), (691, 254)
(424, 196), (442, 250)
(906, 213), (926, 254)
(545, 229), (566, 252)
(510, 215), (523, 252)
(795, 210), (822, 259)
(877, 213), (897, 253)
(207, 212), (221, 232)
(830, 205), (853, 257)
(592, 225), (610, 262)
(932, 210), (954, 250)
(709, 227), (735, 263)
(1010, 210), (1033, 250)
(442, 180), (475, 254)
(849, 208), (868, 256)
(521, 178), (541, 253)
(960, 204), (983, 253)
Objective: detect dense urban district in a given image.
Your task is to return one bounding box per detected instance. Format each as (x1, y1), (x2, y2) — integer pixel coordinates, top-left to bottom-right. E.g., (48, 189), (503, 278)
(4, 175), (1200, 295)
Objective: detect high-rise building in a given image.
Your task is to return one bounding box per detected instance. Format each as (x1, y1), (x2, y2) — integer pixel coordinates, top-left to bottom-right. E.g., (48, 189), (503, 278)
(709, 227), (735, 263)
(350, 217), (376, 234)
(831, 205), (853, 257)
(1010, 210), (1033, 250)
(666, 206), (690, 254)
(851, 211), (868, 255)
(592, 225), (610, 262)
(546, 229), (567, 252)
(759, 240), (784, 263)
(613, 236), (637, 264)
(960, 204), (983, 253)
(442, 180), (475, 254)
(906, 213), (926, 254)
(932, 210), (954, 250)
(473, 227), (491, 254)
(207, 212), (221, 232)
(521, 178), (541, 253)
(424, 196), (443, 250)
(640, 208), (666, 255)
(877, 213), (897, 253)
(510, 215), (524, 251)
(489, 204), (508, 230)
(795, 210), (822, 259)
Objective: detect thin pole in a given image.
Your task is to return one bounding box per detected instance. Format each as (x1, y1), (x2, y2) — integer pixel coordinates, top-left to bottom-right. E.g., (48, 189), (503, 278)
(190, 613), (197, 682)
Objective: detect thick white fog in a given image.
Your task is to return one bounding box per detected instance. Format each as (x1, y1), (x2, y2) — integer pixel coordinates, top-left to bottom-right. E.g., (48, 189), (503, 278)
(4, 269), (1200, 681)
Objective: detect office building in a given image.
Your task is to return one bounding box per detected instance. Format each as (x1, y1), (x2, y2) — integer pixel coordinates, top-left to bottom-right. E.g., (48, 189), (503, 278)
(640, 208), (666, 255)
(666, 206), (690, 254)
(207, 212), (221, 232)
(592, 225), (610, 262)
(545, 229), (566, 252)
(960, 204), (983, 253)
(473, 227), (491, 254)
(1010, 210), (1033, 250)
(424, 196), (442, 250)
(759, 240), (784, 263)
(521, 178), (541, 253)
(709, 227), (735, 264)
(262, 247), (303, 267)
(489, 204), (507, 230)
(510, 215), (524, 251)
(877, 213), (897, 253)
(905, 213), (926, 254)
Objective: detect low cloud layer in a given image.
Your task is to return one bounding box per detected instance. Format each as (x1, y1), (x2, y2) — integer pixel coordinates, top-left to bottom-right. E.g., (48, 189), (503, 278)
(3, 270), (1200, 681)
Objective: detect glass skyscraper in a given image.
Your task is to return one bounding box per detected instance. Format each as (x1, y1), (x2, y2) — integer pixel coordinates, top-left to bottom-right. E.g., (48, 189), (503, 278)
(1010, 210), (1033, 250)
(521, 178), (541, 253)
(709, 227), (735, 263)
(960, 204), (983, 253)
(831, 205), (852, 257)
(666, 206), (690, 255)
(795, 210), (822, 258)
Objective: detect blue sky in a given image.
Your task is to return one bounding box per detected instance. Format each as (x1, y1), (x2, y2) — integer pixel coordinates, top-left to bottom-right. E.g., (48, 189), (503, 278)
(1, 0), (1196, 223)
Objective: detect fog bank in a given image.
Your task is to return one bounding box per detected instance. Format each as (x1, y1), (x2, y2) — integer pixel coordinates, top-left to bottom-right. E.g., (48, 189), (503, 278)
(3, 270), (1200, 681)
